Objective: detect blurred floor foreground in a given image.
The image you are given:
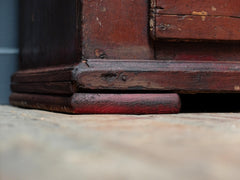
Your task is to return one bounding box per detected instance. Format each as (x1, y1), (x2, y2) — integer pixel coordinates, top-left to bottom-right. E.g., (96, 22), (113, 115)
(1, 105), (240, 180)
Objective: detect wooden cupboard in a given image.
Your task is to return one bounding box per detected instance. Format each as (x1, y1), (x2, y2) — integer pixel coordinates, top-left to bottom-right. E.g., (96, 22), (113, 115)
(10, 0), (240, 114)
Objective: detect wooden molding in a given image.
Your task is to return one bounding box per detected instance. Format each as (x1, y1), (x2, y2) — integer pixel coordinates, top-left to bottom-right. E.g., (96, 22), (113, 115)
(11, 60), (240, 94)
(10, 93), (181, 114)
(10, 59), (240, 113)
(75, 59), (240, 93)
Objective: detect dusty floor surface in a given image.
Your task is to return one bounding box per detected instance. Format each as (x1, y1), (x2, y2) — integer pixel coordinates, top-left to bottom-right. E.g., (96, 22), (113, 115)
(1, 105), (240, 180)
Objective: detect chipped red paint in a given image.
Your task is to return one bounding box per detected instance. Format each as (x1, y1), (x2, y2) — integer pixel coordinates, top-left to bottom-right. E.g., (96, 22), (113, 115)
(10, 93), (181, 114)
(71, 93), (181, 114)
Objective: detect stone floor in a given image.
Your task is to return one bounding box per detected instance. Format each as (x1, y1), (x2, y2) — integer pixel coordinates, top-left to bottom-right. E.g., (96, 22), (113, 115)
(1, 105), (240, 180)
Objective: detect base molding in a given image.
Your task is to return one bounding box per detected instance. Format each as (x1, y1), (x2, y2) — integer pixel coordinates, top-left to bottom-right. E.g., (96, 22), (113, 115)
(10, 93), (181, 114)
(76, 59), (240, 93)
(10, 59), (240, 114)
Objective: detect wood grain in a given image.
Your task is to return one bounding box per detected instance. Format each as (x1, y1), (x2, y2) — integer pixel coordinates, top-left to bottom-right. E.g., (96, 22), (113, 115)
(11, 66), (74, 83)
(82, 0), (153, 60)
(75, 59), (240, 93)
(152, 0), (240, 17)
(20, 0), (81, 70)
(11, 66), (76, 95)
(151, 0), (240, 40)
(19, 0), (154, 70)
(154, 15), (240, 40)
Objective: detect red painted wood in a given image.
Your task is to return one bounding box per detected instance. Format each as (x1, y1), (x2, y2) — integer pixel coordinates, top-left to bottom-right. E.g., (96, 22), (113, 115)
(9, 93), (181, 114)
(20, 0), (154, 70)
(154, 15), (240, 41)
(82, 0), (153, 60)
(152, 0), (240, 17)
(75, 60), (240, 93)
(155, 41), (240, 62)
(11, 0), (240, 114)
(151, 0), (240, 40)
(71, 93), (180, 114)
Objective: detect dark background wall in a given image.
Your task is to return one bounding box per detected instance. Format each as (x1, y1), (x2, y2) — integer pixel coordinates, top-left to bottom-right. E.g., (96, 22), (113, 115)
(0, 0), (19, 104)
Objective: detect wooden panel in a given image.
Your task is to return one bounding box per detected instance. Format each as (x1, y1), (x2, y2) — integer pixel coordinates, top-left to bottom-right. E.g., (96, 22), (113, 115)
(19, 0), (154, 70)
(154, 15), (240, 40)
(152, 0), (240, 17)
(82, 0), (153, 59)
(151, 0), (240, 40)
(75, 60), (240, 93)
(20, 0), (81, 70)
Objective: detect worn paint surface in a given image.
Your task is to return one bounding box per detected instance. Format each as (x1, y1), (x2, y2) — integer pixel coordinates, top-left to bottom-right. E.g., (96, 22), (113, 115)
(72, 93), (180, 114)
(82, 0), (153, 60)
(154, 15), (240, 40)
(76, 60), (240, 93)
(151, 0), (240, 17)
(151, 0), (240, 40)
(10, 93), (181, 114)
(10, 0), (240, 114)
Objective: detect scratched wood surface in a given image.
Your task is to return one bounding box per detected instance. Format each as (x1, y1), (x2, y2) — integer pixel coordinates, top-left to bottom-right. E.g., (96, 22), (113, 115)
(76, 60), (240, 93)
(82, 0), (153, 60)
(154, 15), (240, 40)
(1, 105), (240, 180)
(151, 0), (240, 40)
(151, 0), (240, 17)
(20, 0), (153, 70)
(10, 93), (181, 114)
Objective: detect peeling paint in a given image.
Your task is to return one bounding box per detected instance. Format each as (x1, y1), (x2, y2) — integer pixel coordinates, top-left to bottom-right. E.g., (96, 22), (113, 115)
(158, 23), (170, 31)
(149, 18), (155, 31)
(101, 7), (107, 12)
(96, 17), (102, 26)
(234, 86), (240, 91)
(211, 6), (217, 11)
(192, 11), (208, 21)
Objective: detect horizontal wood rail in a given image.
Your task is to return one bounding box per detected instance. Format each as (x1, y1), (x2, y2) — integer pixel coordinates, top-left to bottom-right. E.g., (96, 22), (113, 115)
(11, 60), (240, 94)
(150, 0), (240, 40)
(75, 60), (240, 93)
(10, 93), (181, 114)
